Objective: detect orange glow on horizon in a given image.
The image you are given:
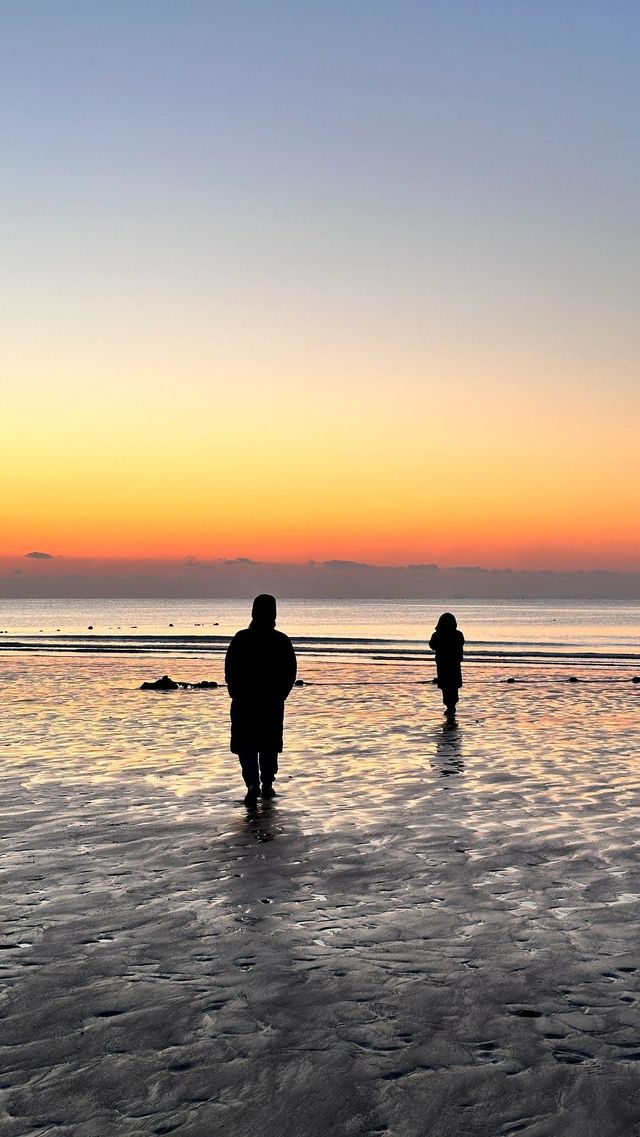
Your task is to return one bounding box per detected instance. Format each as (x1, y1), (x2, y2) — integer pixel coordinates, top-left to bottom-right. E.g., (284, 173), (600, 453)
(3, 327), (639, 574)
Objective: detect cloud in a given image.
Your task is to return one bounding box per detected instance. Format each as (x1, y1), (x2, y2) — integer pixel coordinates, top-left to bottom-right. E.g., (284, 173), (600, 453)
(2, 556), (640, 600)
(184, 555), (257, 569)
(25, 550), (53, 559)
(323, 559), (371, 570)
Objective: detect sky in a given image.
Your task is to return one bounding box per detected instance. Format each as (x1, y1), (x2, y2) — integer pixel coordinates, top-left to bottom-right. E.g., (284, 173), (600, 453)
(2, 1), (639, 595)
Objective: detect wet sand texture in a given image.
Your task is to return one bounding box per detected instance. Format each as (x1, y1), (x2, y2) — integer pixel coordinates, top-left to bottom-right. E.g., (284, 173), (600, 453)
(1, 654), (640, 1136)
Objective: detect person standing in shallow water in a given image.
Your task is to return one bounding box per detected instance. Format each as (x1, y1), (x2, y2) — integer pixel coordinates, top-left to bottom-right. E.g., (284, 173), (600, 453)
(225, 595), (297, 805)
(429, 612), (464, 718)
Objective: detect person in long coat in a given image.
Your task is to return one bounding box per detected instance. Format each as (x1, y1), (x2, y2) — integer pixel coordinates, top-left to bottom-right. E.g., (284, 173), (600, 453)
(429, 611), (464, 717)
(225, 594), (297, 804)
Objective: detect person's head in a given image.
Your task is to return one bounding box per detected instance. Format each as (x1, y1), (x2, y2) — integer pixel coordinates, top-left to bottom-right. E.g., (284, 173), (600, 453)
(436, 611), (457, 632)
(251, 593), (277, 629)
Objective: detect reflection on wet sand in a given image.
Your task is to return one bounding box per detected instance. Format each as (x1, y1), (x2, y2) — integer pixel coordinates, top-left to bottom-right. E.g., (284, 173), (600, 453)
(432, 719), (464, 777)
(243, 797), (280, 842)
(1, 652), (640, 1135)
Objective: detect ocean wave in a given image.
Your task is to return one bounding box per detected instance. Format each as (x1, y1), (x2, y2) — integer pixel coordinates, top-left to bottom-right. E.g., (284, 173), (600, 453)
(0, 632), (638, 665)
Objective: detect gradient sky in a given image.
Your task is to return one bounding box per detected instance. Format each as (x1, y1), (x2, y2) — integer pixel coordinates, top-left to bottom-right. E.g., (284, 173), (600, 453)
(2, 1), (639, 574)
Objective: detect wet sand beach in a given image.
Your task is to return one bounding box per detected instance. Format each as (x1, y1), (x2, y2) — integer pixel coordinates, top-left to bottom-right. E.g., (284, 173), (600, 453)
(1, 652), (640, 1136)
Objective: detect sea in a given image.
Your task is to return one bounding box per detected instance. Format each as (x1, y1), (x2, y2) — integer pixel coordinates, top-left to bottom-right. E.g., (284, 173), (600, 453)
(1, 597), (639, 669)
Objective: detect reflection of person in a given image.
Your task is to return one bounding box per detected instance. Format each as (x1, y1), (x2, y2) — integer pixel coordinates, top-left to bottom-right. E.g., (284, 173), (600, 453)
(434, 721), (464, 777)
(429, 612), (464, 718)
(225, 595), (297, 805)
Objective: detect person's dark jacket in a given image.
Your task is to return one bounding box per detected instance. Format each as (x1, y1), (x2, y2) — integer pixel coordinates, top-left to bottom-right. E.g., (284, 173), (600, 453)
(225, 626), (297, 753)
(429, 628), (464, 690)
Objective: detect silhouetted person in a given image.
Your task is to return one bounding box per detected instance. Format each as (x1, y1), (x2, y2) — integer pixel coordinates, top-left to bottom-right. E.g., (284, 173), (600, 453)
(225, 595), (297, 805)
(429, 612), (464, 718)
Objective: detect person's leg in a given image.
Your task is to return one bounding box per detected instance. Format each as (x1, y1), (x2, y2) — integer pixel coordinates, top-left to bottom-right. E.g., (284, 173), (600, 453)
(259, 750), (279, 797)
(442, 687), (458, 715)
(238, 751), (260, 802)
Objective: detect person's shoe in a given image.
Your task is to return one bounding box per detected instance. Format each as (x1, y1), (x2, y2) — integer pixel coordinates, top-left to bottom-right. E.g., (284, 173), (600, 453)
(243, 784), (260, 805)
(261, 784), (277, 799)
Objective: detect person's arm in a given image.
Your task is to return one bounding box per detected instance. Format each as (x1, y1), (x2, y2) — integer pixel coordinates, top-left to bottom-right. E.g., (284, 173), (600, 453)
(224, 635), (239, 697)
(429, 632), (438, 651)
(282, 637), (297, 698)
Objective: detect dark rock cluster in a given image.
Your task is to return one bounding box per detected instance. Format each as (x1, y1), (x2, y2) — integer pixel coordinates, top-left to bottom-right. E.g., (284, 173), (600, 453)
(140, 675), (219, 691)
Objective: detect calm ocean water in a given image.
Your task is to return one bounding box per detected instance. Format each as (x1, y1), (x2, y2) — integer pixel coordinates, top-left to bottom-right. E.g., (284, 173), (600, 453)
(1, 597), (639, 665)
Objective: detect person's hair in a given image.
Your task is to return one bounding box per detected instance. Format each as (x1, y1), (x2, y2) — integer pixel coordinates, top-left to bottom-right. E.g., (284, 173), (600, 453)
(436, 611), (457, 632)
